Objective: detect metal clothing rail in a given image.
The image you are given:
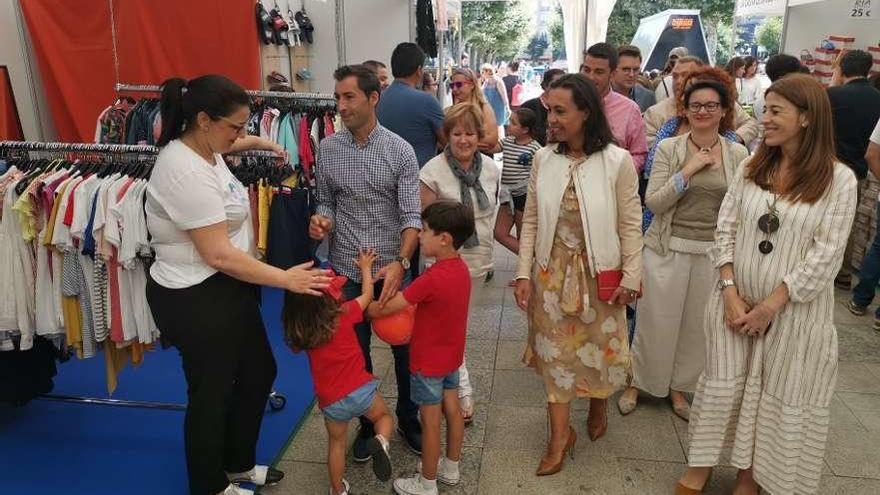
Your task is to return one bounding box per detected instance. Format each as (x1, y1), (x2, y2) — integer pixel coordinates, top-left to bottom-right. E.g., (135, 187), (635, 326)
(0, 141), (285, 159)
(1, 138), (288, 412)
(115, 83), (337, 102)
(0, 140), (157, 154)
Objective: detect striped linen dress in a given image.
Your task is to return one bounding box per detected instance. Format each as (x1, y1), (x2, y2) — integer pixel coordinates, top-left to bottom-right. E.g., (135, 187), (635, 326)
(687, 162), (857, 494)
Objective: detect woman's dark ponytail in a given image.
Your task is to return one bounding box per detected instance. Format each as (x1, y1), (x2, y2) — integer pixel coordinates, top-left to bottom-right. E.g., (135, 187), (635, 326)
(156, 75), (250, 147)
(157, 78), (188, 146)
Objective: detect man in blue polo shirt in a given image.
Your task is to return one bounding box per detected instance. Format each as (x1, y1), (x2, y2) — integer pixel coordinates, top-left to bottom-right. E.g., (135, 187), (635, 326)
(377, 42), (446, 169)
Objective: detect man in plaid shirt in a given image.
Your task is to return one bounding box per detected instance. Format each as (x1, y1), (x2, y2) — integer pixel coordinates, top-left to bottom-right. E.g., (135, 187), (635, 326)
(310, 64), (424, 458)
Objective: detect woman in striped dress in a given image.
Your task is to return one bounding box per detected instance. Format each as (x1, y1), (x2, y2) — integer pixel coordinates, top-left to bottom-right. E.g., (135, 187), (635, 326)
(676, 74), (857, 495)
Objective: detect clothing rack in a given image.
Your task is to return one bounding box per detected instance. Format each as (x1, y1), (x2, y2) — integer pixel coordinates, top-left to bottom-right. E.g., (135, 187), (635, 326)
(0, 140), (285, 159)
(0, 139), (287, 412)
(0, 140), (156, 154)
(115, 83), (337, 103)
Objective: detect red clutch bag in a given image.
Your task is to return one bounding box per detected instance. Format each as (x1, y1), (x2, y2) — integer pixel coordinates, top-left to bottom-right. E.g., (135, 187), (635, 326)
(596, 270), (642, 303)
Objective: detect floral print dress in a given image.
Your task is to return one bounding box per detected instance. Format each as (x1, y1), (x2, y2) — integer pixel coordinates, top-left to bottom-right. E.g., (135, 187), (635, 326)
(523, 177), (632, 403)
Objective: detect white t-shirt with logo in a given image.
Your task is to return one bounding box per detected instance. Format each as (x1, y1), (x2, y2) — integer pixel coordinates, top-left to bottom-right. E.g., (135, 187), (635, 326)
(146, 139), (254, 289)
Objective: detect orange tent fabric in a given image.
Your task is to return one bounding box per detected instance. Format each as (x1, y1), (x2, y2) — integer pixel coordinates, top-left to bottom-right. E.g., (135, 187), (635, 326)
(0, 68), (24, 140)
(20, 0), (260, 142)
(20, 0), (115, 142)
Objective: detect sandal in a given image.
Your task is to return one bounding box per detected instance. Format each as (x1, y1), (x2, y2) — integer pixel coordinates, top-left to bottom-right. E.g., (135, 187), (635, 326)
(460, 395), (475, 425)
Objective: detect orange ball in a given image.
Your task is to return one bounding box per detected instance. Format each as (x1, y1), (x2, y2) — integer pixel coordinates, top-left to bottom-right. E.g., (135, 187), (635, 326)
(372, 305), (416, 345)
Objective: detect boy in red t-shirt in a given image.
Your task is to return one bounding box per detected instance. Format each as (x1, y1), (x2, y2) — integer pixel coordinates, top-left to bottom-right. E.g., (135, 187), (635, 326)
(283, 250), (393, 495)
(368, 202), (476, 495)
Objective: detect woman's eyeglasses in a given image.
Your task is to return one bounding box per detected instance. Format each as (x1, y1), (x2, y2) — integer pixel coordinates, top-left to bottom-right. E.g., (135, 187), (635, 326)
(687, 102), (721, 113)
(448, 81), (473, 90)
(757, 196), (780, 254)
(218, 116), (248, 134)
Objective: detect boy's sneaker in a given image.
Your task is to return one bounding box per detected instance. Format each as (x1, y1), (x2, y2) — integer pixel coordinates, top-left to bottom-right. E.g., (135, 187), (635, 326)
(847, 300), (867, 316)
(393, 474), (438, 495)
(366, 434), (392, 481)
(874, 317), (880, 332)
(227, 465), (284, 486)
(221, 484), (254, 495)
(352, 424), (375, 462)
(417, 456), (461, 486)
(329, 479), (351, 495)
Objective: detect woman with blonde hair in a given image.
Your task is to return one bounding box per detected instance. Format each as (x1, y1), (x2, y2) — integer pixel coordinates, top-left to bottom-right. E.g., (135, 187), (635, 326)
(449, 68), (501, 153)
(677, 74), (857, 494)
(419, 103), (501, 425)
(480, 63), (510, 127)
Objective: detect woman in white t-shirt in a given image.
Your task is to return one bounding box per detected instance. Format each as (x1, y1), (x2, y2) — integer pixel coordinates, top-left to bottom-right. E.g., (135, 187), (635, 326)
(145, 75), (331, 495)
(419, 103), (500, 424)
(736, 56), (763, 109)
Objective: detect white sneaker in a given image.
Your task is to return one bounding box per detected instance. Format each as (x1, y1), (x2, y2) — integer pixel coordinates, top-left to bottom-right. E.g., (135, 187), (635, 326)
(219, 484), (254, 495)
(329, 479), (351, 495)
(416, 456), (461, 485)
(392, 474), (439, 495)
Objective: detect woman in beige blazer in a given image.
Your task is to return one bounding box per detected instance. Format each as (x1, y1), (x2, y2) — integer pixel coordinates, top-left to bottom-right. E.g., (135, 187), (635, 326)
(619, 79), (749, 420)
(513, 74), (642, 476)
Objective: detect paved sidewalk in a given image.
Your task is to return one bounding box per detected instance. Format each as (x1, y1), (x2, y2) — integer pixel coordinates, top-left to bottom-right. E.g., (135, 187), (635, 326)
(264, 247), (880, 494)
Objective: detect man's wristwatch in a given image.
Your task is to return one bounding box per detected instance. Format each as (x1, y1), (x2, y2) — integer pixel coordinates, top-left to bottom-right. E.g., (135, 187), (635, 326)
(396, 256), (411, 270)
(717, 278), (736, 291)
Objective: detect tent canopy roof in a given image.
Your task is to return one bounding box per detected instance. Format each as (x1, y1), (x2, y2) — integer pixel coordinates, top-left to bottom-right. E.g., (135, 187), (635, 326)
(631, 9), (711, 71)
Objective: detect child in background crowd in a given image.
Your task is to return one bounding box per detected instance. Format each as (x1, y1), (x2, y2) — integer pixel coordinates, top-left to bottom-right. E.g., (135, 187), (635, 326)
(283, 249), (392, 495)
(495, 108), (542, 279)
(368, 202), (475, 495)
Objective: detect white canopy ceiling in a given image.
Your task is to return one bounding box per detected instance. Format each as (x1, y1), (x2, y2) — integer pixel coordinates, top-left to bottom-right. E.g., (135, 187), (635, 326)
(560, 0), (618, 73)
(735, 0), (826, 17)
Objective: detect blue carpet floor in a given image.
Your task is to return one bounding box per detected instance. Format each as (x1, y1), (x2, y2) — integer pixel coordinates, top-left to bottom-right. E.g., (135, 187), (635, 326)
(0, 287), (314, 494)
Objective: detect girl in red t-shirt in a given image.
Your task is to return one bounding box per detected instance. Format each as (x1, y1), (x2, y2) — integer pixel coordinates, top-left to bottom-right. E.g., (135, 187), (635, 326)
(283, 250), (393, 495)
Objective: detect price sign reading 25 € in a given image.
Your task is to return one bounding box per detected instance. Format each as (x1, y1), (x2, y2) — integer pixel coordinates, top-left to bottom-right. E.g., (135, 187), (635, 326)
(849, 0), (873, 19)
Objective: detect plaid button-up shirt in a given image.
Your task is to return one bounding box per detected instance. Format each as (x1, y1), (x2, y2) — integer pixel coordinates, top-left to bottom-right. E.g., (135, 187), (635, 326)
(316, 123), (422, 280)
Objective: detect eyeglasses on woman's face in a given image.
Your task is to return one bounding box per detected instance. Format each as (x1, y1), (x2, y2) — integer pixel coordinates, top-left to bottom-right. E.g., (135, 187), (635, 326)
(218, 115), (248, 135)
(687, 102), (721, 114)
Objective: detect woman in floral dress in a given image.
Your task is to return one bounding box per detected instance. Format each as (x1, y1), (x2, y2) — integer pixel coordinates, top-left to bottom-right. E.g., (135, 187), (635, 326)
(514, 74), (642, 476)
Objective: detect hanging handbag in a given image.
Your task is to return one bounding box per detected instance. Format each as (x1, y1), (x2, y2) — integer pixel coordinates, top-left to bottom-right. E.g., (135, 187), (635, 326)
(581, 168), (642, 303)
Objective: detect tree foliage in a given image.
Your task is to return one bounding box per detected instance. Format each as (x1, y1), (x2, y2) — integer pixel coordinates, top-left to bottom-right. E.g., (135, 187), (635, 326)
(714, 18), (736, 66)
(527, 33), (550, 59)
(549, 3), (565, 60)
(755, 16), (784, 55)
(461, 0), (531, 65)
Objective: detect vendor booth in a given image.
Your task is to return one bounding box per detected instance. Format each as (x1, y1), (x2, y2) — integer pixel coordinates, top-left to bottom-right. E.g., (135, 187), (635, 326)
(630, 9), (713, 71)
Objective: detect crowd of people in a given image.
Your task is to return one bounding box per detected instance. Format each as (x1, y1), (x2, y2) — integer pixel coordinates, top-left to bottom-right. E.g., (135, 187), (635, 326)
(144, 38), (880, 495)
